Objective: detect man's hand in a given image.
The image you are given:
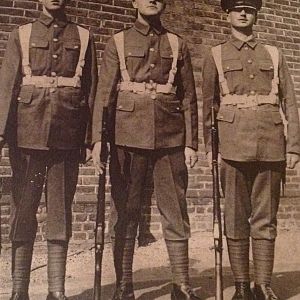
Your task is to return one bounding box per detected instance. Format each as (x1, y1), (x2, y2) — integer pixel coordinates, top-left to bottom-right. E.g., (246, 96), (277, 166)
(206, 151), (221, 171)
(92, 141), (107, 175)
(286, 153), (300, 169)
(185, 147), (198, 168)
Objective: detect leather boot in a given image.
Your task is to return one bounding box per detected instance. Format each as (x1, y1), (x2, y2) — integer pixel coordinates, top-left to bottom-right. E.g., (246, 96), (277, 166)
(232, 282), (254, 300)
(10, 292), (29, 300)
(171, 284), (201, 300)
(46, 291), (68, 300)
(112, 282), (135, 300)
(253, 284), (279, 300)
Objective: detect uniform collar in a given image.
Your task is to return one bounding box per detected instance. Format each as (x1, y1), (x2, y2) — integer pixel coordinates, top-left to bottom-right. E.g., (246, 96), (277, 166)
(229, 35), (258, 49)
(133, 20), (165, 35)
(38, 12), (68, 27)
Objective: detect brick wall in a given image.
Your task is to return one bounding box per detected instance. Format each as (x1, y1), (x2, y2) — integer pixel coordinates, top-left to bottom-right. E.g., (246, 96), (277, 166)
(0, 0), (300, 245)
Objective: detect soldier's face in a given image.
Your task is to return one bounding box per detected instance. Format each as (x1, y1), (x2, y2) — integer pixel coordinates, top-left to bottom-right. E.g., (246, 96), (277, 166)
(39, 0), (67, 11)
(227, 6), (257, 29)
(132, 0), (166, 16)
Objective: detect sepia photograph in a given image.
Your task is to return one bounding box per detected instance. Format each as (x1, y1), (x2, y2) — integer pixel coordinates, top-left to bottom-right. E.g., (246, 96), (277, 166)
(0, 0), (299, 299)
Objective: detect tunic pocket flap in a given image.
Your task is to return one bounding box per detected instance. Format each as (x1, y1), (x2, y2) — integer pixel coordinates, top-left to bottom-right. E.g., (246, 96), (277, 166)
(272, 111), (283, 124)
(160, 49), (183, 60)
(116, 98), (135, 112)
(162, 101), (183, 113)
(223, 60), (243, 72)
(17, 86), (34, 104)
(217, 109), (235, 123)
(125, 48), (145, 57)
(64, 41), (81, 50)
(259, 61), (274, 71)
(30, 39), (49, 48)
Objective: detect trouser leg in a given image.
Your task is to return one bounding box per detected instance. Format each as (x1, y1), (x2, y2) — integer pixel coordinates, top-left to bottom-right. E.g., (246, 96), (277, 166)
(109, 146), (148, 298)
(11, 241), (34, 294)
(250, 162), (283, 286)
(152, 148), (201, 299)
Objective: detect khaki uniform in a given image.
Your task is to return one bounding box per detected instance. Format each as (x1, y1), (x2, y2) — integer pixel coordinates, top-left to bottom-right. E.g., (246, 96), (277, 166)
(202, 36), (300, 239)
(92, 20), (198, 240)
(0, 13), (98, 242)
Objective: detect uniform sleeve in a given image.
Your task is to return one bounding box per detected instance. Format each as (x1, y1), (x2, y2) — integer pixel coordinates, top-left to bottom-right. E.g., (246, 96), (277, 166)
(178, 40), (198, 151)
(81, 33), (98, 146)
(0, 29), (22, 139)
(92, 36), (120, 144)
(278, 51), (300, 155)
(202, 50), (220, 154)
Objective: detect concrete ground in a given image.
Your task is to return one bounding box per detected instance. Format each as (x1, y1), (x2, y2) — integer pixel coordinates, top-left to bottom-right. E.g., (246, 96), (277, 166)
(1, 231), (300, 300)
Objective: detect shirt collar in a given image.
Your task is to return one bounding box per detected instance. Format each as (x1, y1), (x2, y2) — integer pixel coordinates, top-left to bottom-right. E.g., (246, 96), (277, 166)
(38, 12), (68, 27)
(229, 35), (258, 50)
(133, 20), (165, 35)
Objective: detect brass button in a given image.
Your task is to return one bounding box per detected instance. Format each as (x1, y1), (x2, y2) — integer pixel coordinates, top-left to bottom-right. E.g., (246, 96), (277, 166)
(244, 46), (249, 50)
(50, 88), (56, 93)
(31, 42), (36, 46)
(150, 64), (155, 68)
(151, 94), (156, 100)
(226, 66), (230, 70)
(51, 72), (57, 77)
(248, 59), (253, 64)
(149, 48), (155, 52)
(17, 96), (21, 101)
(53, 38), (58, 42)
(52, 54), (58, 59)
(250, 90), (256, 95)
(53, 24), (58, 28)
(128, 52), (132, 55)
(249, 74), (255, 79)
(150, 33), (154, 37)
(50, 79), (55, 84)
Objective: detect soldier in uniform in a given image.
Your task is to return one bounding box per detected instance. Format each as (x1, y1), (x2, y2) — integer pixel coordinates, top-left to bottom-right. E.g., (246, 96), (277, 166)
(202, 0), (300, 299)
(0, 0), (97, 299)
(92, 0), (200, 299)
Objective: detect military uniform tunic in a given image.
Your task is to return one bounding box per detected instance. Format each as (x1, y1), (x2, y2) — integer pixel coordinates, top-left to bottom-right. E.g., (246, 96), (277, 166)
(0, 13), (98, 241)
(202, 36), (300, 239)
(92, 20), (198, 240)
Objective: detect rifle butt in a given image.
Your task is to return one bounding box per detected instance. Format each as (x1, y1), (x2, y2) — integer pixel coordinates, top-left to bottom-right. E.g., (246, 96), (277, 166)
(214, 239), (223, 300)
(93, 245), (104, 300)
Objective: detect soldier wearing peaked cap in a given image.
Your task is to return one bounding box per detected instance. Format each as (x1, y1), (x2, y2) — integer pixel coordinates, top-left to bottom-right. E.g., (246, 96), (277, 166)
(92, 0), (200, 299)
(203, 0), (300, 299)
(0, 0), (98, 299)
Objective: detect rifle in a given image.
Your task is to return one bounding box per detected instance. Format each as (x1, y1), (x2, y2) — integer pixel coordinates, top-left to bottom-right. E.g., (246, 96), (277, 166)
(211, 107), (223, 300)
(93, 108), (109, 300)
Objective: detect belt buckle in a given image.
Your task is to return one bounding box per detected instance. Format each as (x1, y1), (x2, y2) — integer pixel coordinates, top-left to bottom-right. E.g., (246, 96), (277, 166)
(48, 76), (58, 88)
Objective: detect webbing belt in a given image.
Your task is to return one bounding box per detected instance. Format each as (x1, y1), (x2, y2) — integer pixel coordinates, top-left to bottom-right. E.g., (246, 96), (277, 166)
(222, 94), (279, 108)
(118, 81), (176, 95)
(22, 76), (81, 88)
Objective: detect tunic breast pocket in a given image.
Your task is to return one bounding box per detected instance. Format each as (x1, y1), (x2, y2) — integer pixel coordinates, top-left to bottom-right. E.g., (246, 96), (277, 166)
(160, 49), (183, 76)
(259, 60), (274, 81)
(125, 47), (145, 75)
(63, 40), (80, 73)
(223, 59), (243, 91)
(29, 38), (49, 72)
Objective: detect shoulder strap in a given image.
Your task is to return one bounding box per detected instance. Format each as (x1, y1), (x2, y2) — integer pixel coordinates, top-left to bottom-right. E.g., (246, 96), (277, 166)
(76, 25), (90, 78)
(211, 45), (230, 95)
(166, 32), (179, 85)
(18, 23), (33, 77)
(264, 44), (279, 95)
(113, 31), (131, 82)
